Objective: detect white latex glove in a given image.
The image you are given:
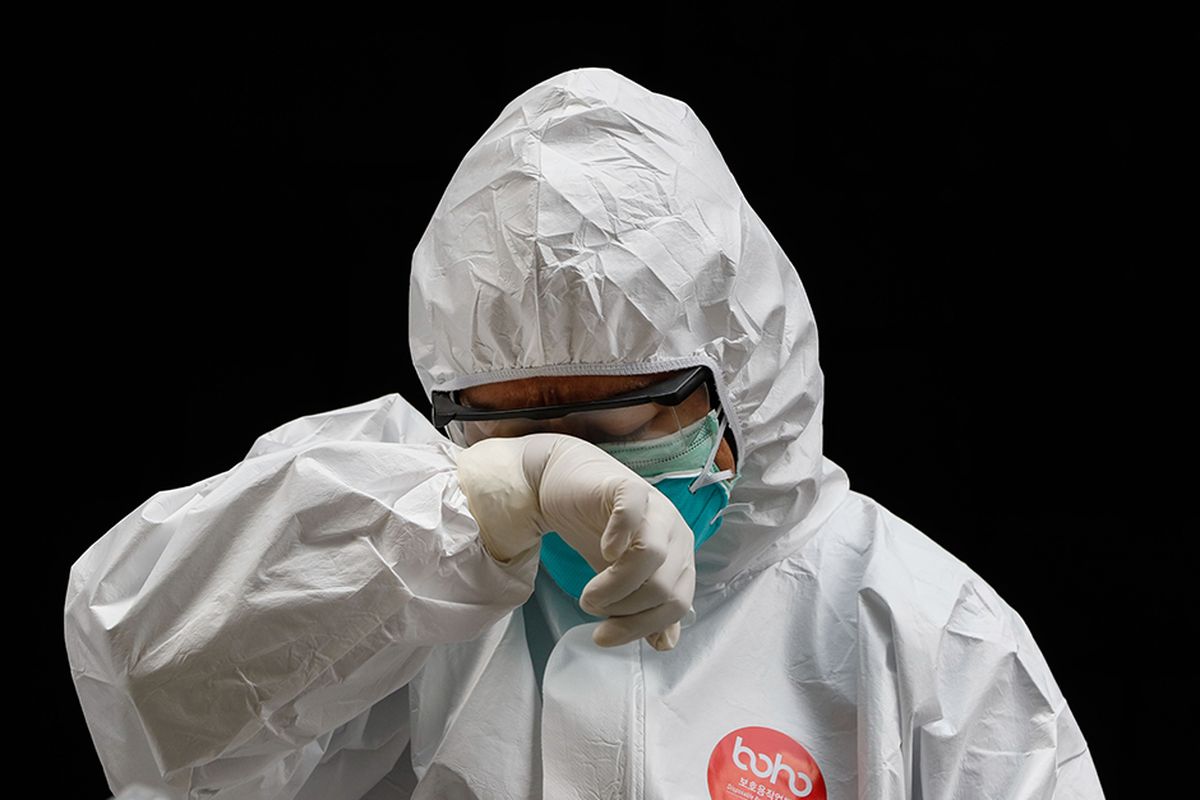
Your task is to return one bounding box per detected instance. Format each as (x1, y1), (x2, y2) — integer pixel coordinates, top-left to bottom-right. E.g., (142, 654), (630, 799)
(455, 432), (696, 651)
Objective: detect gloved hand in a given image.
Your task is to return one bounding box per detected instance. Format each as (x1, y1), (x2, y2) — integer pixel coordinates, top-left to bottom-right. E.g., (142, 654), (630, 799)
(455, 432), (696, 651)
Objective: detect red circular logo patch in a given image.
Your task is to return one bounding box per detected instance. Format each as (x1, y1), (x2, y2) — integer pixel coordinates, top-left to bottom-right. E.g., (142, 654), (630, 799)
(707, 726), (827, 799)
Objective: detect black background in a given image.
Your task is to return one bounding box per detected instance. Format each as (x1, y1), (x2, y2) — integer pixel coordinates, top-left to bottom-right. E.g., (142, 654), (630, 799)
(39, 28), (1157, 798)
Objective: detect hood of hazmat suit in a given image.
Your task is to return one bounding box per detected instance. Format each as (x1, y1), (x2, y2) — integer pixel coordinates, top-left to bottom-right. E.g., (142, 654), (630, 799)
(66, 67), (1105, 800)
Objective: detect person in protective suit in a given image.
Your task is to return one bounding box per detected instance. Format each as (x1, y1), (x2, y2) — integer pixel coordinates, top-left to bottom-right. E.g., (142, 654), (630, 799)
(66, 67), (1105, 800)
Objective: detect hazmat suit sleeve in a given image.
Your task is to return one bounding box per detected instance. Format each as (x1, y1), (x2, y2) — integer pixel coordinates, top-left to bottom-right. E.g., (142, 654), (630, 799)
(64, 392), (541, 799)
(915, 578), (1105, 799)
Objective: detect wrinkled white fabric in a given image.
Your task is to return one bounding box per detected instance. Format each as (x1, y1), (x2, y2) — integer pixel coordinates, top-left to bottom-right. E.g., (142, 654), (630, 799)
(65, 66), (1104, 799)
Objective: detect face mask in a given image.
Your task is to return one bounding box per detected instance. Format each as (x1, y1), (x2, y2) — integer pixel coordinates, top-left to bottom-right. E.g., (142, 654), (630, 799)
(538, 408), (738, 603)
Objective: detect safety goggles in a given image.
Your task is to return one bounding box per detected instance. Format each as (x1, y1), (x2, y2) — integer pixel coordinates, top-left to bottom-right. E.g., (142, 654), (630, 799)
(431, 366), (719, 448)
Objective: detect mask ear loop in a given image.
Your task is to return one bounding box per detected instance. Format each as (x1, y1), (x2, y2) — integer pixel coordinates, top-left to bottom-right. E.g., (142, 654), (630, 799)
(689, 407), (737, 493)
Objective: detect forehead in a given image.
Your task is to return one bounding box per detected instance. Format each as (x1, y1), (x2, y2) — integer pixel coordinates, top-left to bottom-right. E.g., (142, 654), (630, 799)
(458, 371), (682, 410)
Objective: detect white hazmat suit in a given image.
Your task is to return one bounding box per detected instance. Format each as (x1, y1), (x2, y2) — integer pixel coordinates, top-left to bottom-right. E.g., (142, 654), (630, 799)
(66, 67), (1105, 799)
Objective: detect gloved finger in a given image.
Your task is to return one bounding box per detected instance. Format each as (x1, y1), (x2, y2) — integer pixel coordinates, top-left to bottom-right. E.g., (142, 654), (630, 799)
(592, 593), (693, 648)
(579, 501), (677, 611)
(582, 530), (692, 617)
(645, 620), (681, 651)
(598, 477), (650, 563)
(636, 549), (695, 651)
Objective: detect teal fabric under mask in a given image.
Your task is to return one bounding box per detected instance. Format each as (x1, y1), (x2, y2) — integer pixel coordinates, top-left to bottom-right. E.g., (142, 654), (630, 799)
(538, 408), (738, 602)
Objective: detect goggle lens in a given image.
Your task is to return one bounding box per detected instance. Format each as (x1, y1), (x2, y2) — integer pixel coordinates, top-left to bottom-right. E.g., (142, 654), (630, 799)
(448, 383), (711, 448)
